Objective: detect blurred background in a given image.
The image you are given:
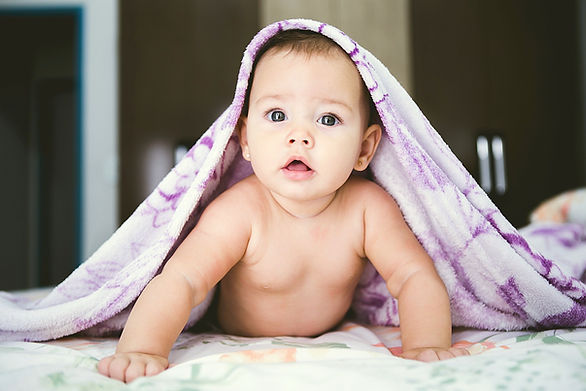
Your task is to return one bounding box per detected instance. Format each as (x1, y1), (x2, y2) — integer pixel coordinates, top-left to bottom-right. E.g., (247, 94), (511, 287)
(1, 0), (585, 290)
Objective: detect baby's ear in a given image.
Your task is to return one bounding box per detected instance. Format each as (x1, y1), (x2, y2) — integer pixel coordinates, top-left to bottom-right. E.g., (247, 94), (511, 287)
(236, 116), (251, 161)
(355, 124), (382, 171)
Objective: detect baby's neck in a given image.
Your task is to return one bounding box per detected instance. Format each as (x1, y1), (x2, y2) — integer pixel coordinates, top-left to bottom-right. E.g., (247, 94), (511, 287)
(267, 190), (338, 219)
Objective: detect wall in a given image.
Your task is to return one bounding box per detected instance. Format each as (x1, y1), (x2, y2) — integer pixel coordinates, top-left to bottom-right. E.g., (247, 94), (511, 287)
(260, 0), (413, 94)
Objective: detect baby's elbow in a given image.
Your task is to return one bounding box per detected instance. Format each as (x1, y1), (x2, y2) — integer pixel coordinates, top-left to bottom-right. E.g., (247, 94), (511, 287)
(386, 270), (413, 299)
(160, 265), (209, 308)
(388, 265), (444, 299)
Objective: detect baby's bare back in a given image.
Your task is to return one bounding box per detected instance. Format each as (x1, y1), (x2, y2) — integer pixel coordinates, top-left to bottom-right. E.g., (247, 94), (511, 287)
(216, 176), (369, 337)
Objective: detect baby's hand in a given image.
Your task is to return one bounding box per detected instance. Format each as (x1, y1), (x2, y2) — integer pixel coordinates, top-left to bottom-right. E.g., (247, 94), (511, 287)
(97, 352), (169, 383)
(400, 347), (469, 362)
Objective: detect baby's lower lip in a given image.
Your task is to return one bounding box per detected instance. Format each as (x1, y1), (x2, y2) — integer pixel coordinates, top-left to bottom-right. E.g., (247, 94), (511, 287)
(281, 167), (315, 180)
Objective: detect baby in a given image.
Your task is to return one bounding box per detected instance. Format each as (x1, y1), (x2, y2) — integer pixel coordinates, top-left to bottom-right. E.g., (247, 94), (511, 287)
(98, 29), (468, 383)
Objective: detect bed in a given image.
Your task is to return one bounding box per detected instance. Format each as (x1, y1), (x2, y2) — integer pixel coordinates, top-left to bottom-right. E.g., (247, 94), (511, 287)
(1, 315), (585, 390)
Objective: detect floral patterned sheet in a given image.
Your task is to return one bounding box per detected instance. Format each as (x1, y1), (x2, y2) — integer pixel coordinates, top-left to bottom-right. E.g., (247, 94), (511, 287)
(1, 322), (585, 390)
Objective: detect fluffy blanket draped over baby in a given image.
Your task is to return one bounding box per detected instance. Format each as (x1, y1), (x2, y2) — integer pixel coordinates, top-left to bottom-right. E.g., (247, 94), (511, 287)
(2, 19), (586, 342)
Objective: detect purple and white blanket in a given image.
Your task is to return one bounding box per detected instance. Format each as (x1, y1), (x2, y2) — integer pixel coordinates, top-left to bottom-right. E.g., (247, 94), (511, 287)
(2, 19), (586, 342)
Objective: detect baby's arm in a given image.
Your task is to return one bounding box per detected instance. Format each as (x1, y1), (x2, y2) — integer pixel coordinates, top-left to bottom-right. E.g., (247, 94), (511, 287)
(97, 190), (251, 382)
(362, 184), (468, 362)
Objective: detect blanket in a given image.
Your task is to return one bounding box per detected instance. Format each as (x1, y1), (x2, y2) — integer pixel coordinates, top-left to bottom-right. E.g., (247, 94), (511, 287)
(2, 19), (586, 342)
(3, 323), (586, 390)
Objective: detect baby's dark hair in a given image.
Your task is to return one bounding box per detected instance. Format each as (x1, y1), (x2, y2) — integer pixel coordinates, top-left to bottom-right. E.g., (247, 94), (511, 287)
(242, 29), (379, 126)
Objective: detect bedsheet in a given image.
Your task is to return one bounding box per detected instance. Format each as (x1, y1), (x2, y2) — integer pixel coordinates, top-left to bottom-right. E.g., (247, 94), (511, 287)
(1, 322), (585, 390)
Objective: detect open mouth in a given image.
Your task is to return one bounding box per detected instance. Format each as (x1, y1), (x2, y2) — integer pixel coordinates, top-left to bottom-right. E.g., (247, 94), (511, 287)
(286, 160), (311, 172)
(282, 158), (314, 180)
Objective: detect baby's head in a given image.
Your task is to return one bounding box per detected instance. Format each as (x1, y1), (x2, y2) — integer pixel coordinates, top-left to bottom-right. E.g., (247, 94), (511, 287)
(243, 30), (378, 127)
(237, 29), (382, 207)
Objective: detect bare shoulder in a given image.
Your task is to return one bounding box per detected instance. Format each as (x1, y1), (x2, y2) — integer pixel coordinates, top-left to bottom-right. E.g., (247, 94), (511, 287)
(202, 175), (265, 219)
(343, 177), (411, 247)
(342, 176), (401, 214)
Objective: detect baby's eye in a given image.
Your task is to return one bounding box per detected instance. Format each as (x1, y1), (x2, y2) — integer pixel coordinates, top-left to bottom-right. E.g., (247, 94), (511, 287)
(318, 114), (340, 126)
(267, 110), (287, 122)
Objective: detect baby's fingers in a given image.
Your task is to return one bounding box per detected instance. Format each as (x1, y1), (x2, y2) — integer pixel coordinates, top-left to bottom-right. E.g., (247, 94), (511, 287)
(414, 349), (441, 362)
(422, 347), (470, 361)
(125, 360), (150, 383)
(402, 346), (470, 362)
(118, 358), (166, 383)
(125, 359), (166, 381)
(104, 356), (132, 382)
(436, 349), (455, 361)
(145, 360), (167, 376)
(98, 353), (168, 382)
(97, 356), (113, 376)
(448, 347), (470, 358)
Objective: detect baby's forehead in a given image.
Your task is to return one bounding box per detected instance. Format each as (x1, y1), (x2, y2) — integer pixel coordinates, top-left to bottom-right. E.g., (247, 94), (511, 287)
(257, 47), (372, 116)
(255, 48), (366, 97)
(255, 46), (363, 92)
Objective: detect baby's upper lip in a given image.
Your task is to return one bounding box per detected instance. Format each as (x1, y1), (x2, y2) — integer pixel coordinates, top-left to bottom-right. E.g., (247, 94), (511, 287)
(283, 156), (313, 171)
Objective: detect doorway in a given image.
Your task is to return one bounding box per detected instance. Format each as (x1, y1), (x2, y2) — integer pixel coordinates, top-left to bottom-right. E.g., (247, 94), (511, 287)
(0, 8), (82, 289)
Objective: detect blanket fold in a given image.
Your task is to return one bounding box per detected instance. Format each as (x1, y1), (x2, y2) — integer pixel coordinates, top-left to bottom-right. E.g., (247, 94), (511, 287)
(2, 19), (586, 342)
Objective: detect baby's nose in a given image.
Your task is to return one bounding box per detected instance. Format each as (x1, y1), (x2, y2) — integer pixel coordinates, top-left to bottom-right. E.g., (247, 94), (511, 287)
(287, 129), (314, 148)
(288, 136), (313, 146)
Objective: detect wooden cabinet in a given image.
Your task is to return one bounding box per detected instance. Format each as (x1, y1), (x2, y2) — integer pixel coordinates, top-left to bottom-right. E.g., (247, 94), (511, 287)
(119, 0), (258, 221)
(411, 0), (585, 227)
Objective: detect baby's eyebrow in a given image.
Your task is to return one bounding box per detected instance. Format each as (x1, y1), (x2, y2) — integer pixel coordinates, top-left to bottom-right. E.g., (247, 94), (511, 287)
(253, 94), (354, 113)
(319, 98), (353, 112)
(253, 94), (286, 106)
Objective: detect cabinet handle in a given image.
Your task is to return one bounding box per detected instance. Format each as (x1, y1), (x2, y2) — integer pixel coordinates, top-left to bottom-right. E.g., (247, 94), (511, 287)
(491, 135), (507, 195)
(476, 135), (492, 193)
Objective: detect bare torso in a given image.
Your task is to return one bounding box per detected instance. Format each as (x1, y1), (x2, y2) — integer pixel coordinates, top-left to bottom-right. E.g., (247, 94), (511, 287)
(216, 175), (368, 337)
